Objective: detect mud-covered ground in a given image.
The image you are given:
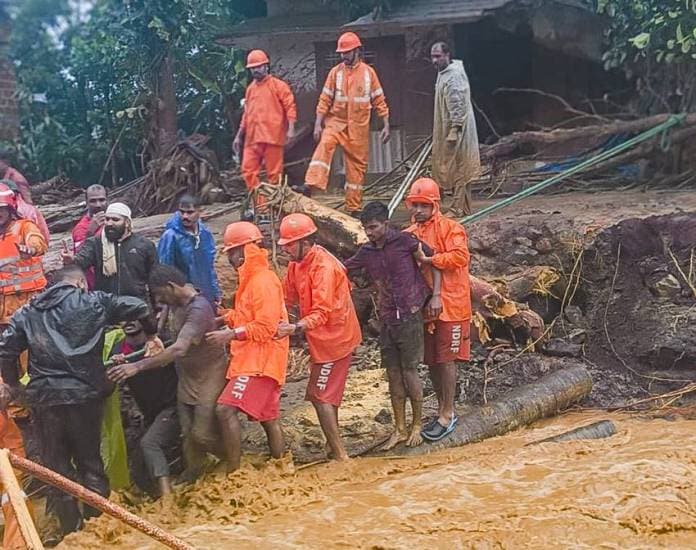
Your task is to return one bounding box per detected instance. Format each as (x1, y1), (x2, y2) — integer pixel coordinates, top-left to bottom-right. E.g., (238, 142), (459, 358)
(47, 187), (696, 547)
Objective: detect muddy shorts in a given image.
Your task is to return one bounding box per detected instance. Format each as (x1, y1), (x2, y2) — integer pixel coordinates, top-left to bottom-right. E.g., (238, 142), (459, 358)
(305, 353), (352, 407)
(380, 312), (424, 371)
(424, 320), (471, 365)
(217, 375), (281, 422)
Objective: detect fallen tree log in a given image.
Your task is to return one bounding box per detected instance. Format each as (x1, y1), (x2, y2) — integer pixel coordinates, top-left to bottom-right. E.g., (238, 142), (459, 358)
(527, 419), (616, 445)
(380, 364), (592, 456)
(280, 189), (367, 257)
(481, 113), (696, 162)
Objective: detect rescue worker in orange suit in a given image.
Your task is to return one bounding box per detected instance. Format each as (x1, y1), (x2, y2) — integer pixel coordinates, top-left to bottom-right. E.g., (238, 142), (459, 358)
(206, 222), (289, 472)
(301, 32), (390, 216)
(405, 178), (471, 442)
(0, 182), (47, 336)
(233, 50), (297, 209)
(276, 214), (361, 461)
(0, 379), (34, 550)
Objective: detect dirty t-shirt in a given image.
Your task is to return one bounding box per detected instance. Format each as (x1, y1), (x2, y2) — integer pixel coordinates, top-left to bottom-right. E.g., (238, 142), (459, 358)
(169, 295), (228, 406)
(344, 227), (433, 324)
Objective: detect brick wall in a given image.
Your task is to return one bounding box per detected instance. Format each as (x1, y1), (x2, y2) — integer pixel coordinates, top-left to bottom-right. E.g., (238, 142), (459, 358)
(0, 22), (19, 141)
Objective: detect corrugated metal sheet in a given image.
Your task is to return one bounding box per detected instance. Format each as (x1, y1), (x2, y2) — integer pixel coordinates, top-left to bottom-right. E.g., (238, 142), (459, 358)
(344, 0), (516, 29)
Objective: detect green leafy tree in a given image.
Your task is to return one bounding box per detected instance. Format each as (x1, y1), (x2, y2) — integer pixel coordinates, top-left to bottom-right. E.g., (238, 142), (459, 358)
(599, 0), (696, 112)
(6, 0), (249, 184)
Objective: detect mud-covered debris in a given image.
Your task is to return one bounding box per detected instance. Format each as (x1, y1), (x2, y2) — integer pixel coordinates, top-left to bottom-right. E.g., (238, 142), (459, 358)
(563, 305), (584, 325)
(374, 409), (392, 425)
(544, 338), (583, 358)
(650, 273), (682, 299)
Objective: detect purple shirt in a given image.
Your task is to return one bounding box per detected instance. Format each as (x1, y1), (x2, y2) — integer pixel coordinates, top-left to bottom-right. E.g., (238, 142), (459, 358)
(344, 227), (432, 324)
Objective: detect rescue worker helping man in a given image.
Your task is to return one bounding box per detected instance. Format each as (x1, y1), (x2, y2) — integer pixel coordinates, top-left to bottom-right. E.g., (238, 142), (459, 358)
(406, 177), (472, 442)
(301, 32), (390, 216)
(206, 222), (289, 472)
(276, 213), (361, 461)
(233, 49), (297, 211)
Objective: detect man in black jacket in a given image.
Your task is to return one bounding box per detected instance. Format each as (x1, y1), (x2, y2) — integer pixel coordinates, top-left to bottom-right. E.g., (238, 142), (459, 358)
(62, 202), (158, 301)
(0, 265), (155, 536)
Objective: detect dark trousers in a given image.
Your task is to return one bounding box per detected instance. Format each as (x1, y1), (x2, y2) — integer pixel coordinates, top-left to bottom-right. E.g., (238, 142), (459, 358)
(140, 405), (180, 480)
(35, 399), (108, 535)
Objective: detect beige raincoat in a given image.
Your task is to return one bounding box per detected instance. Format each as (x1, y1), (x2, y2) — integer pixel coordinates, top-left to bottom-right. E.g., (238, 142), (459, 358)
(432, 60), (481, 216)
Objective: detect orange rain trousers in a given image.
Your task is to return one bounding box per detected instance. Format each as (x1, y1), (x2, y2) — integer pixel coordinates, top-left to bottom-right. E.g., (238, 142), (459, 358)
(283, 245), (361, 363)
(0, 412), (34, 550)
(306, 130), (368, 212)
(241, 143), (284, 192)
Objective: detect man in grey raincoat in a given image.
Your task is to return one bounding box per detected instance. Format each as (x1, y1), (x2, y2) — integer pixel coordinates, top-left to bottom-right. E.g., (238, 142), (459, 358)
(430, 42), (481, 217)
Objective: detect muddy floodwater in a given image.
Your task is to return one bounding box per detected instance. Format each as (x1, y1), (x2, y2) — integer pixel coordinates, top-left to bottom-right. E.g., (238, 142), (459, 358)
(61, 411), (696, 549)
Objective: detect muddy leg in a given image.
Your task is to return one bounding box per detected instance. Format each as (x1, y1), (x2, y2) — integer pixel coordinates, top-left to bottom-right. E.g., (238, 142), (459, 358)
(438, 362), (457, 425)
(216, 404), (242, 472)
(402, 368), (424, 447)
(261, 420), (285, 459)
(312, 402), (349, 460)
(382, 366), (409, 450)
(428, 365), (443, 418)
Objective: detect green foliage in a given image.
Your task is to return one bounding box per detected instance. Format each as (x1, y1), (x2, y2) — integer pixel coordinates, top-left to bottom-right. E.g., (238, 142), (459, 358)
(599, 0), (696, 111)
(6, 0), (246, 185)
(599, 0), (696, 67)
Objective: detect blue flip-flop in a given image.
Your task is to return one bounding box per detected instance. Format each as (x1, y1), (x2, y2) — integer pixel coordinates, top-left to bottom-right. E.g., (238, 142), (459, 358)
(421, 415), (458, 442)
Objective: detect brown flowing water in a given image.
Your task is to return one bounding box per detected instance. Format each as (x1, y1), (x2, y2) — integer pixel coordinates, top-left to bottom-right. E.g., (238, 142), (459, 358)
(62, 411), (696, 549)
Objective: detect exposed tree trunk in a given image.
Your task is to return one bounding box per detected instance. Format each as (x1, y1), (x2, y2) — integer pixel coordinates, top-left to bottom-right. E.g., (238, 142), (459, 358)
(528, 419), (616, 445)
(280, 189), (368, 258)
(480, 113), (696, 163)
(380, 365), (593, 456)
(155, 51), (178, 157)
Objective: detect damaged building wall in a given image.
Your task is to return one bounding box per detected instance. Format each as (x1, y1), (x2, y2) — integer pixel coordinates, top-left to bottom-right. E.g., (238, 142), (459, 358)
(0, 17), (19, 141)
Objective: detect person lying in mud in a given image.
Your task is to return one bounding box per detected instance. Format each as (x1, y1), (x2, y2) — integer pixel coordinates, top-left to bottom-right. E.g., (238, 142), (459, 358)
(407, 178), (472, 442)
(108, 265), (228, 481)
(344, 201), (442, 449)
(205, 222), (289, 472)
(276, 213), (361, 461)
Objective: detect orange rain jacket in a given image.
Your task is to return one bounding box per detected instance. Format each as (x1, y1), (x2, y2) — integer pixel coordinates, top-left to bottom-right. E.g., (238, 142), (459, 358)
(225, 243), (289, 385)
(407, 209), (471, 322)
(0, 219), (48, 324)
(317, 60), (389, 143)
(240, 75), (297, 147)
(284, 245), (361, 363)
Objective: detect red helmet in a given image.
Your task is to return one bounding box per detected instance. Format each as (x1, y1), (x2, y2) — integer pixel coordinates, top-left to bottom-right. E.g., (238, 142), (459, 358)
(336, 32), (362, 53)
(246, 49), (270, 68)
(405, 178), (441, 207)
(277, 213), (317, 245)
(0, 182), (17, 210)
(223, 222), (263, 251)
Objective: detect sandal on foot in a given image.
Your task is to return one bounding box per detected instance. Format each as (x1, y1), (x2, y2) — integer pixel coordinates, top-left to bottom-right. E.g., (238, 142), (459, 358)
(421, 415), (458, 442)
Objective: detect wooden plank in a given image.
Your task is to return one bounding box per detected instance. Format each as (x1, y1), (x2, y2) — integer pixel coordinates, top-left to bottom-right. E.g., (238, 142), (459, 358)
(0, 448), (43, 549)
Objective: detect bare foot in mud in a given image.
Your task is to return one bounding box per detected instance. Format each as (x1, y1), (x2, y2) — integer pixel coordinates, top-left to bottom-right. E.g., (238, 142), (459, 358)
(405, 427), (423, 447)
(324, 443), (350, 462)
(381, 430), (408, 451)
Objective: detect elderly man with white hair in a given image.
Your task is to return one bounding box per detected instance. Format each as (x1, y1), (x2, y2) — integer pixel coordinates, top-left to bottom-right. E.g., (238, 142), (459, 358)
(63, 202), (158, 301)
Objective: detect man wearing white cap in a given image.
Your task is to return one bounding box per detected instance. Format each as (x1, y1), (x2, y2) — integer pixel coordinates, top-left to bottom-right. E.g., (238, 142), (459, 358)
(63, 202), (158, 301)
